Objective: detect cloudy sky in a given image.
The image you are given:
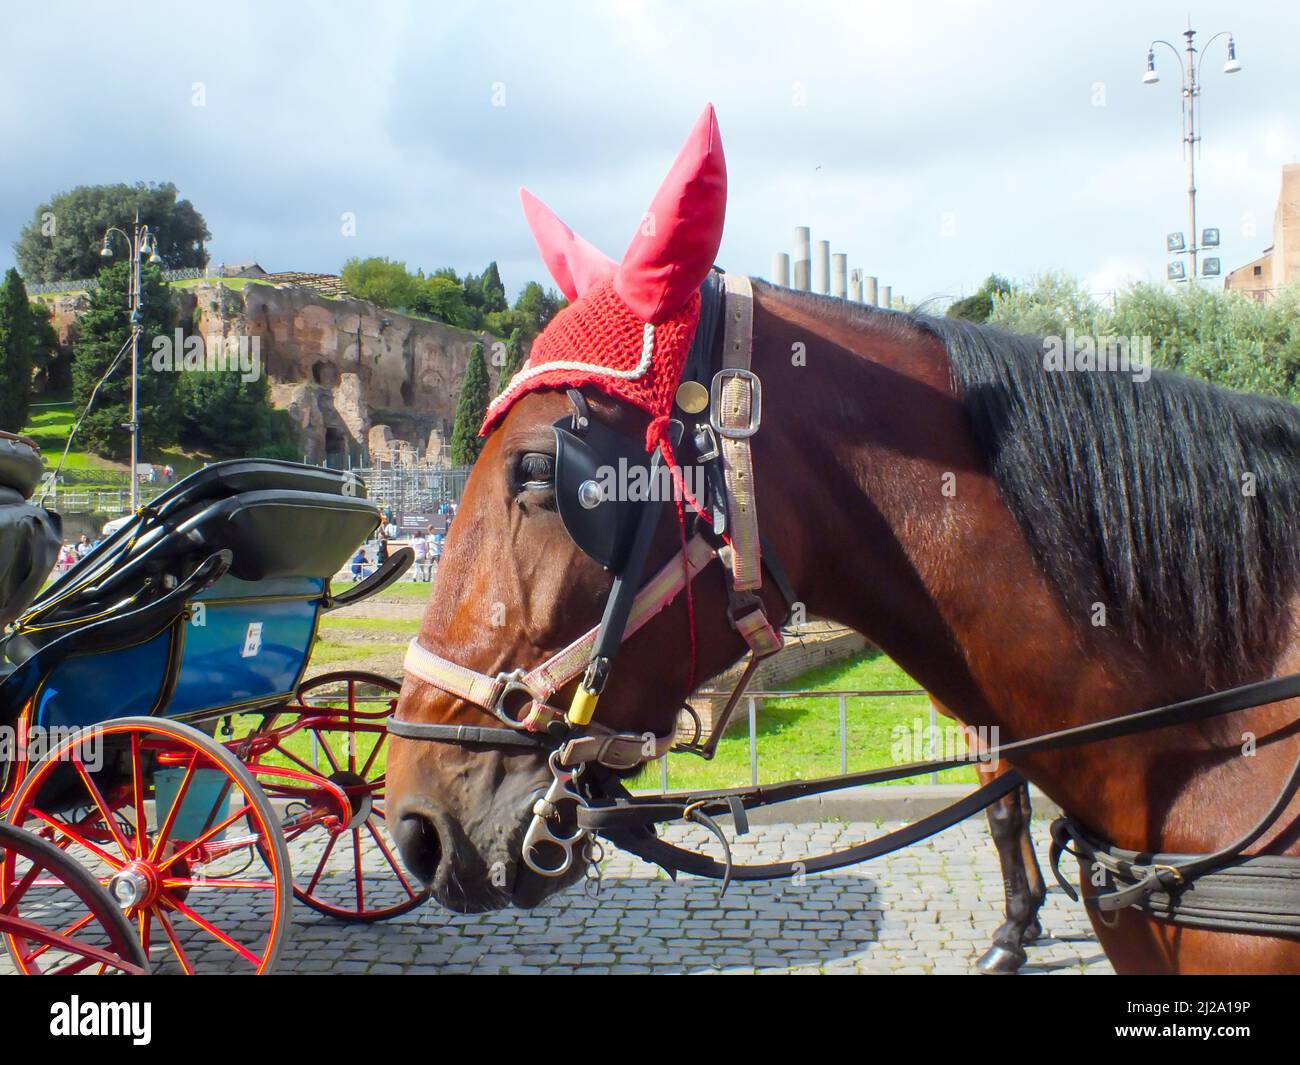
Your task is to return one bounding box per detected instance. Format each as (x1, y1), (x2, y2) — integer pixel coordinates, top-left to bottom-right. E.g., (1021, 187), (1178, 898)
(2, 0), (1296, 305)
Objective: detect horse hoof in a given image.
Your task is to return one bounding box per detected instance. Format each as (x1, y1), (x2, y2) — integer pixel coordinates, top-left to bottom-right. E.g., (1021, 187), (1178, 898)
(975, 944), (1027, 974)
(1023, 919), (1043, 943)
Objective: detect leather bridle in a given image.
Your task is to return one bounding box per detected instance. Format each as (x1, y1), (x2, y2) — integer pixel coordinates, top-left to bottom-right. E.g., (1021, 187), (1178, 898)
(391, 272), (790, 876)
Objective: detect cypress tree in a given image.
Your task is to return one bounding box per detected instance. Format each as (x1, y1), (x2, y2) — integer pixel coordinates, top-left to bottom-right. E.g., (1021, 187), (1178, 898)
(449, 342), (490, 466)
(0, 269), (35, 432)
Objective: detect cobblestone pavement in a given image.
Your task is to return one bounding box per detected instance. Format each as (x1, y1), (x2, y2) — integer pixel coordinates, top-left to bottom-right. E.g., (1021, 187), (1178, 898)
(1, 817), (1113, 975)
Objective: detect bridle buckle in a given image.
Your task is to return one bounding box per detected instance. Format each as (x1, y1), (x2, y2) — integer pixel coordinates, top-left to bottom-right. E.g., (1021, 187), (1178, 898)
(490, 669), (543, 730)
(710, 369), (762, 439)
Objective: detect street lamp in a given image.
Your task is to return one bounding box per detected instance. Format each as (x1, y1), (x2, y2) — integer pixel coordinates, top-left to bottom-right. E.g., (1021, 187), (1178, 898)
(99, 212), (162, 511)
(1143, 25), (1240, 282)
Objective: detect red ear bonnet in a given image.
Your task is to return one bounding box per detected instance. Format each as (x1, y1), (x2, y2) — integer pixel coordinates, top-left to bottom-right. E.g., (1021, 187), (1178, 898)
(482, 105), (728, 435)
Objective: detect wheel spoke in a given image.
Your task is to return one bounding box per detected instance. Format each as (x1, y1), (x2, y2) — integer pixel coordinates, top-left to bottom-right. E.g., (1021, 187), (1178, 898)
(366, 819), (420, 899)
(130, 732), (146, 858)
(155, 908), (194, 975)
(166, 897), (262, 966)
(27, 809), (124, 870)
(353, 830), (364, 910)
(156, 802), (255, 873)
(149, 752), (200, 863)
(72, 757), (131, 860)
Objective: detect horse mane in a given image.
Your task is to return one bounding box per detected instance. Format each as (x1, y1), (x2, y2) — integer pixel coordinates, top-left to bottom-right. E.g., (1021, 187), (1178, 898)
(765, 282), (1300, 682)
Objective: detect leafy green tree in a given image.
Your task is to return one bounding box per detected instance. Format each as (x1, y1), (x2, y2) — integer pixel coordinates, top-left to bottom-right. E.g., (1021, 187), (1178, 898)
(341, 257), (419, 310)
(514, 281), (566, 335)
(70, 262), (179, 459)
(449, 342), (490, 466)
(411, 275), (473, 326)
(986, 272), (1106, 338)
(0, 270), (36, 432)
(178, 364), (275, 455)
(947, 274), (1012, 323)
(15, 182), (210, 283)
(28, 302), (62, 393)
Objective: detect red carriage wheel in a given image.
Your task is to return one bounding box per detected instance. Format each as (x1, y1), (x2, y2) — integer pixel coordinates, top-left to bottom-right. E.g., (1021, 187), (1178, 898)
(0, 821), (149, 975)
(247, 671), (429, 922)
(4, 717), (291, 975)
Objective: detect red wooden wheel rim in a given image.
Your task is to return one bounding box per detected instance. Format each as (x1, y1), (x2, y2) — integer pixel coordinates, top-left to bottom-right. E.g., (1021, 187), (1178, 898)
(249, 671), (429, 922)
(4, 718), (291, 975)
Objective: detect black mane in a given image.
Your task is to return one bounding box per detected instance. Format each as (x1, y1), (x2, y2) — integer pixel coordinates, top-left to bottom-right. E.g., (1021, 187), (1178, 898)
(924, 313), (1300, 682)
(768, 284), (1300, 682)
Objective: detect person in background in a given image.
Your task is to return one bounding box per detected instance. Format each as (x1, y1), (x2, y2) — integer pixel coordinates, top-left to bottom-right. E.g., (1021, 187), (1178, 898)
(412, 529), (430, 581)
(75, 534), (92, 558)
(350, 545), (367, 582)
(375, 531), (390, 568)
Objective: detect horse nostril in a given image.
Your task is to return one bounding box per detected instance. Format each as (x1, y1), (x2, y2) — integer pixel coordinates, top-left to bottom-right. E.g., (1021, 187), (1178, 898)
(394, 811), (443, 886)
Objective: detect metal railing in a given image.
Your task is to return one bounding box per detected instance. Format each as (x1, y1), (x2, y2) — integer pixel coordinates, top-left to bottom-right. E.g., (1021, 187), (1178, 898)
(653, 686), (948, 792)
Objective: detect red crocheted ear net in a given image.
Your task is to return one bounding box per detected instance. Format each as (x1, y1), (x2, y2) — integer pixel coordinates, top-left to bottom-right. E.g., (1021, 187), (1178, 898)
(480, 279), (700, 437)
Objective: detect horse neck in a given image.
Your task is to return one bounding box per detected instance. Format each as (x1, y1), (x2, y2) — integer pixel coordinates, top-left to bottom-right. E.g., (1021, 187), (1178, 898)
(748, 285), (1167, 830)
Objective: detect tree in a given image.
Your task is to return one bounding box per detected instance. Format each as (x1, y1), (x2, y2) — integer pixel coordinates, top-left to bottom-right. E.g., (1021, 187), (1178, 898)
(411, 275), (472, 326)
(178, 365), (275, 455)
(947, 274), (1013, 323)
(450, 342), (490, 466)
(0, 270), (36, 432)
(476, 262), (508, 314)
(514, 280), (566, 335)
(28, 302), (62, 393)
(497, 328), (526, 394)
(70, 262), (179, 459)
(15, 182), (210, 283)
(341, 257), (419, 310)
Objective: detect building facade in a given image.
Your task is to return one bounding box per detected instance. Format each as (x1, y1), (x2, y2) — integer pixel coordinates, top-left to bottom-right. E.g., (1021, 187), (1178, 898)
(1225, 163), (1300, 302)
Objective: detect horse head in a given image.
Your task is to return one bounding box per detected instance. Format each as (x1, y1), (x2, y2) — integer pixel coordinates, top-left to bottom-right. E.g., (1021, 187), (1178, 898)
(386, 106), (787, 912)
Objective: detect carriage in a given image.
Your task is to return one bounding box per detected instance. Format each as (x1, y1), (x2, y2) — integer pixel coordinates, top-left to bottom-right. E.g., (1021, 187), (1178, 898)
(0, 450), (425, 975)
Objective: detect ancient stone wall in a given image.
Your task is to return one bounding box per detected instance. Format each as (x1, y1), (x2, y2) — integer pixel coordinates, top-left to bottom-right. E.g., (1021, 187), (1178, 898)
(43, 281), (502, 464)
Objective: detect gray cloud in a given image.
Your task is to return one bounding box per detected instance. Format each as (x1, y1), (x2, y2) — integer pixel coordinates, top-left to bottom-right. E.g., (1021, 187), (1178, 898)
(2, 0), (1297, 303)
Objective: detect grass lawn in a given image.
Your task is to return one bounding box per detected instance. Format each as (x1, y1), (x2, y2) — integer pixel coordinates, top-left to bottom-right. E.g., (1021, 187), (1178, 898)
(24, 398), (219, 487)
(629, 647), (978, 792)
(328, 580), (434, 602)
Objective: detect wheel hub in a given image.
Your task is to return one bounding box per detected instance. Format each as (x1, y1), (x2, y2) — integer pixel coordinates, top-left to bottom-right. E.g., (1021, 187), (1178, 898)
(108, 860), (162, 913)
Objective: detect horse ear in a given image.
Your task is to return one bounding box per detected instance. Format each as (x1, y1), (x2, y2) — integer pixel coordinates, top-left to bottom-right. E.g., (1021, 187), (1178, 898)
(519, 188), (616, 302)
(614, 104), (727, 324)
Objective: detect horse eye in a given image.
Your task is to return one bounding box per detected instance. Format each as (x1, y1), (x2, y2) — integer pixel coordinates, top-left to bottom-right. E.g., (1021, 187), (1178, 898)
(517, 452), (555, 490)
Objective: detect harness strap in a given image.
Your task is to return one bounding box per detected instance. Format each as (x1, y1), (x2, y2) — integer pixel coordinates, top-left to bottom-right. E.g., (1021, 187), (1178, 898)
(400, 534), (718, 735)
(716, 274), (762, 593)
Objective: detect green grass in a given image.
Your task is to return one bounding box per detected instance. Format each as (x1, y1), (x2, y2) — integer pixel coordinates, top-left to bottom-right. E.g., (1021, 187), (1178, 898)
(23, 398), (218, 488)
(328, 580), (434, 602)
(628, 647), (978, 791)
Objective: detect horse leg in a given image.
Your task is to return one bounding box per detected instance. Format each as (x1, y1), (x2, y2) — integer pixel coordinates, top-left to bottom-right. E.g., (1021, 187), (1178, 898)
(975, 763), (1037, 974)
(1016, 782), (1046, 943)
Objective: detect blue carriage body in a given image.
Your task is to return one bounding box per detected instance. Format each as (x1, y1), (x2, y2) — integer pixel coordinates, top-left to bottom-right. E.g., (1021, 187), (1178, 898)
(0, 460), (409, 779)
(27, 575), (326, 733)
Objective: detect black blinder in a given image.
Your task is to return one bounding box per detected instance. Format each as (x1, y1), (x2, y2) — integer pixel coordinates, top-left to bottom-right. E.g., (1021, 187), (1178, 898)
(553, 414), (654, 573)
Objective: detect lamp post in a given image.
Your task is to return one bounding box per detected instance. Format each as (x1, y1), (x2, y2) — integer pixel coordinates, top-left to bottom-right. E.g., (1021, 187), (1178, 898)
(99, 212), (161, 512)
(1143, 25), (1241, 282)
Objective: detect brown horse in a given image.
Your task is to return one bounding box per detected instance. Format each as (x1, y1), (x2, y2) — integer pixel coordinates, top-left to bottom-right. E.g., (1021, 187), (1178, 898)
(388, 112), (1300, 975)
(388, 280), (1300, 974)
